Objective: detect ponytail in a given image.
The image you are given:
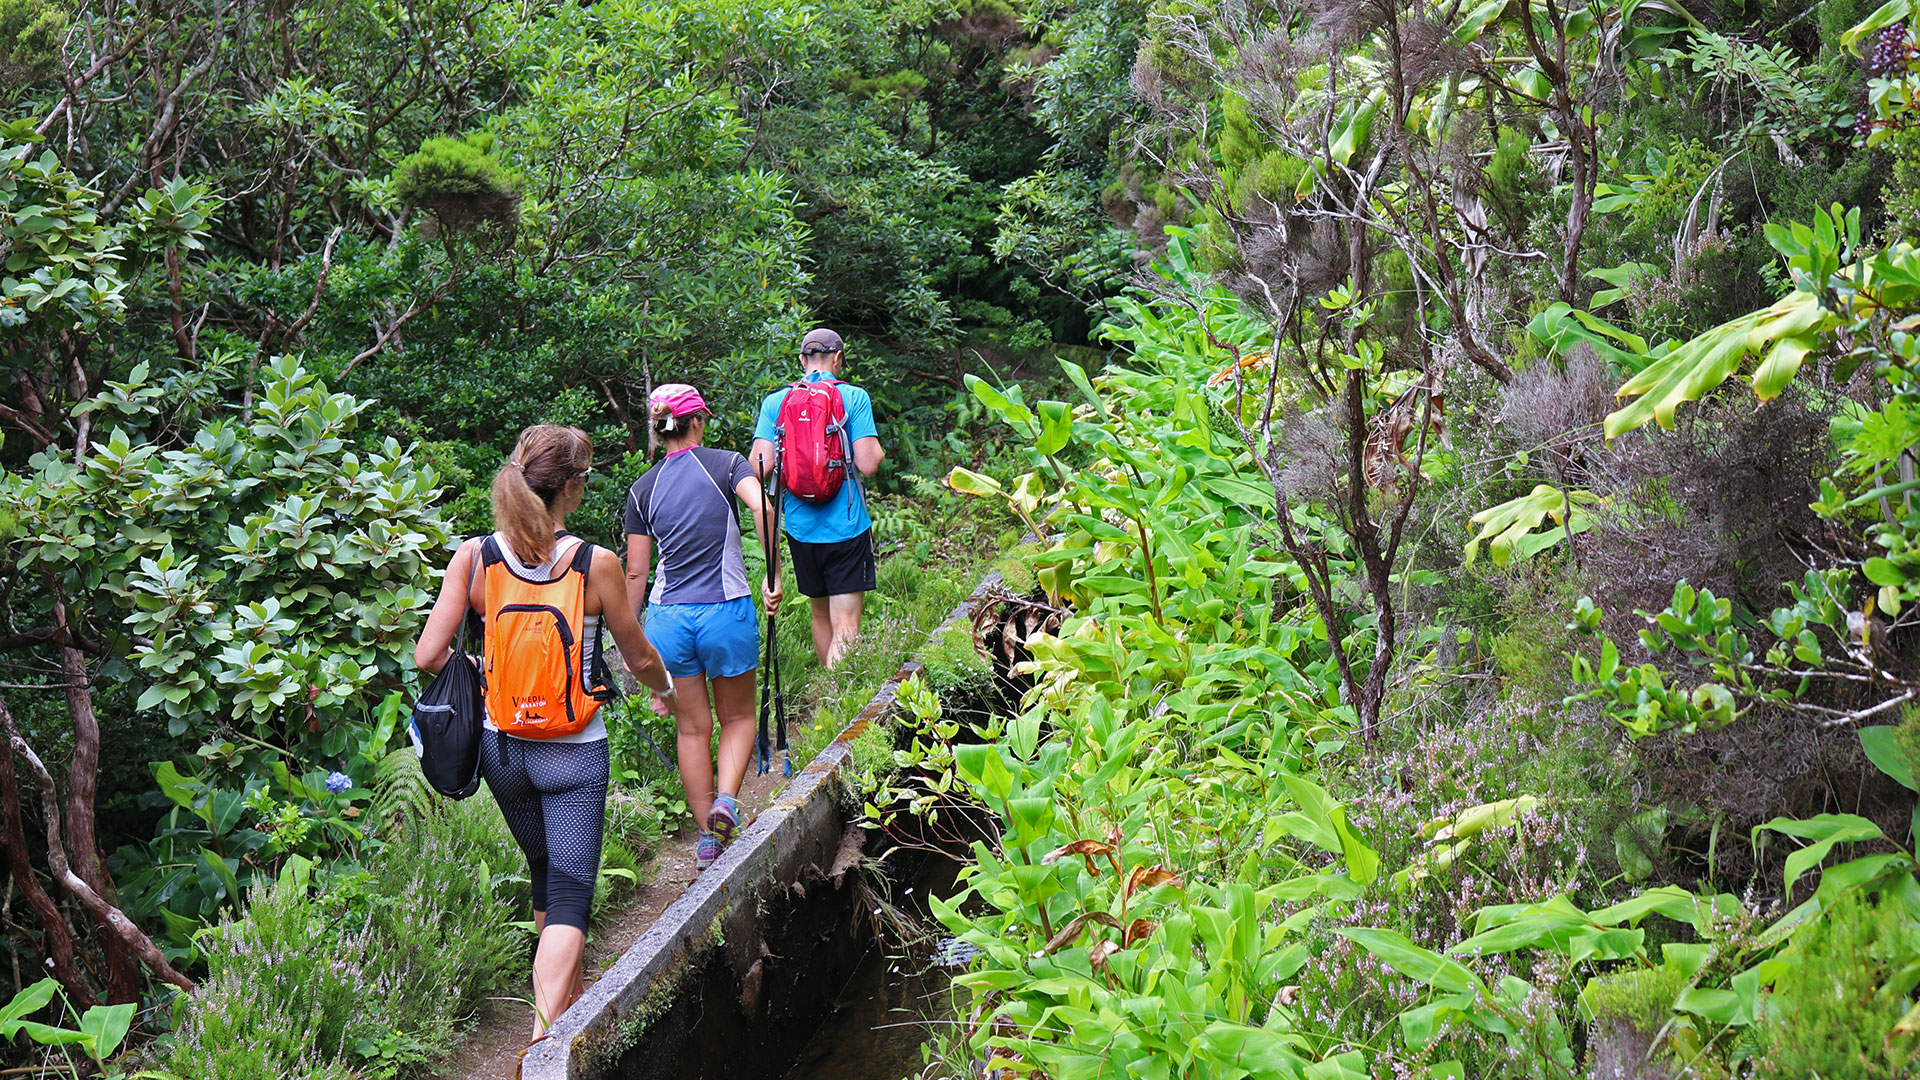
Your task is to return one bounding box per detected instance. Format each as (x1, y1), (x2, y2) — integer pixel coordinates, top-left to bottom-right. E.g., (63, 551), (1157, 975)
(650, 400), (682, 436)
(490, 425), (593, 564)
(651, 401), (701, 445)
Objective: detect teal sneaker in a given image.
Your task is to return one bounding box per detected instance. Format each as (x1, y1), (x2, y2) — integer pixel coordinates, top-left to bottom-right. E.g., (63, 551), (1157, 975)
(695, 831), (722, 873)
(709, 793), (740, 846)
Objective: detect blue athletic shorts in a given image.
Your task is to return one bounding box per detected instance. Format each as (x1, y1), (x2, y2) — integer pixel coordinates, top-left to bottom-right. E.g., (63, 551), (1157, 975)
(643, 596), (759, 679)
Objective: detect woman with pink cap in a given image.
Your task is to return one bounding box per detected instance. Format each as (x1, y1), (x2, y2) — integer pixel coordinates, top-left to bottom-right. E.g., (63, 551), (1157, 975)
(622, 384), (782, 871)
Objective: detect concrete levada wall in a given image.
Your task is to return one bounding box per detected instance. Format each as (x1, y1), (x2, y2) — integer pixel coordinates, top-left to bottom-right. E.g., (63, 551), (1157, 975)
(520, 570), (1004, 1080)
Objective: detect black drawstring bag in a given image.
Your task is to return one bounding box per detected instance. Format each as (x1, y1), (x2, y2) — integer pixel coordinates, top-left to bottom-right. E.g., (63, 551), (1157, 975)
(409, 554), (484, 799)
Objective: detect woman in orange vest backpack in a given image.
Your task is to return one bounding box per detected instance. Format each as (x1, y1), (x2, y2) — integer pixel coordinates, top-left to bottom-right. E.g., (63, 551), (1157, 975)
(414, 424), (673, 1044)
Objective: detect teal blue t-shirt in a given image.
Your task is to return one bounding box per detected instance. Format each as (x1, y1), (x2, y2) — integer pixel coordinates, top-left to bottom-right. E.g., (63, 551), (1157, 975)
(755, 372), (878, 543)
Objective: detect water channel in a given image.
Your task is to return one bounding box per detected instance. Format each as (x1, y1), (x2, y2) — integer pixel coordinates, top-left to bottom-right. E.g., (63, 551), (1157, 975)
(777, 937), (951, 1080)
(595, 630), (1021, 1076)
(604, 838), (964, 1080)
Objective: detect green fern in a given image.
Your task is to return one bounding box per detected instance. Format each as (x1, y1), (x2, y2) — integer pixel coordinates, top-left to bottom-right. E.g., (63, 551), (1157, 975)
(373, 747), (438, 826)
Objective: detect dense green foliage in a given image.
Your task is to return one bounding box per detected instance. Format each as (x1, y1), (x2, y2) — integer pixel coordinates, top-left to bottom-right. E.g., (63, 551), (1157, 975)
(896, 0), (1920, 1076)
(4, 0), (1920, 1073)
(0, 0), (1086, 1066)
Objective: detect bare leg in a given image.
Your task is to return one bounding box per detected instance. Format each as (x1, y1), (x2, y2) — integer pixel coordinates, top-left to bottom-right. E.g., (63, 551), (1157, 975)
(825, 592), (865, 668)
(530, 910), (586, 1006)
(670, 674), (715, 830)
(529, 915), (587, 1041)
(709, 670), (758, 799)
(808, 596), (833, 667)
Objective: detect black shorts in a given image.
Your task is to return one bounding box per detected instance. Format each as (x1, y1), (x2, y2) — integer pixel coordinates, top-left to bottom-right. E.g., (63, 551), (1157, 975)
(788, 531), (876, 598)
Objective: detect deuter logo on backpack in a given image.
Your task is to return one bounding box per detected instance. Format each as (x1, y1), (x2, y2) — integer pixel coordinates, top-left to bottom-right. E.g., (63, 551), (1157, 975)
(778, 379), (851, 502)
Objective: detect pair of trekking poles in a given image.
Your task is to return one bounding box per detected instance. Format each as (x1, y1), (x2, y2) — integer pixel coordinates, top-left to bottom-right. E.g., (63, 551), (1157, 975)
(755, 453), (789, 778)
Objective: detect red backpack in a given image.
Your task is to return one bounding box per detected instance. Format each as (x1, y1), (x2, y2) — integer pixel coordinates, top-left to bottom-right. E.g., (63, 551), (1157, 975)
(776, 378), (852, 502)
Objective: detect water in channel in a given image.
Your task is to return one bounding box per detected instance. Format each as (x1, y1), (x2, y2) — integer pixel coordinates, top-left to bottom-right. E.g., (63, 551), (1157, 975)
(778, 940), (950, 1080)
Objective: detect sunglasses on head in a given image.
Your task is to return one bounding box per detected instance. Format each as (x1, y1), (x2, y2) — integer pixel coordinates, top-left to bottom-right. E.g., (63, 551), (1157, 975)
(801, 346), (839, 356)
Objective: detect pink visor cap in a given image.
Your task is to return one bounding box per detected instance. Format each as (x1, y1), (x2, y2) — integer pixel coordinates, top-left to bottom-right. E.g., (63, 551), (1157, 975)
(649, 383), (711, 418)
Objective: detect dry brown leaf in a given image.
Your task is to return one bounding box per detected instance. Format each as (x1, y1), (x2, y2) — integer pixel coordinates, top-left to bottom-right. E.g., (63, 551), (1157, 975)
(1041, 839), (1114, 875)
(1041, 911), (1122, 954)
(1124, 864), (1182, 897)
(1123, 918), (1157, 947)
(1206, 351), (1273, 388)
(1089, 939), (1123, 969)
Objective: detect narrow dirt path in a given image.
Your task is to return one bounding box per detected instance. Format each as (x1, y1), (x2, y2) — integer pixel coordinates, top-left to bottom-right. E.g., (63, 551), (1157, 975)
(438, 765), (790, 1080)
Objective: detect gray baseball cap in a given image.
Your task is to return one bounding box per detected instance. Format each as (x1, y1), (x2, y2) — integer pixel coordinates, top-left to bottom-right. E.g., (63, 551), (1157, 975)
(800, 328), (843, 355)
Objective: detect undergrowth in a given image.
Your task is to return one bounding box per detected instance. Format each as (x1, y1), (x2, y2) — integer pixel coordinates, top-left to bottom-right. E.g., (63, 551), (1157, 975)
(162, 785), (661, 1079)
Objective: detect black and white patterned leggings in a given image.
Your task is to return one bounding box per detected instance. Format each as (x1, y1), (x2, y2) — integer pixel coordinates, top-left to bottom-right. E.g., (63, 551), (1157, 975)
(480, 734), (608, 932)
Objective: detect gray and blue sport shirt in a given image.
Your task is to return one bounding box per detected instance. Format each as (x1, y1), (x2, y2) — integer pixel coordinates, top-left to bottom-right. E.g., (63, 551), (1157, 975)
(623, 446), (754, 606)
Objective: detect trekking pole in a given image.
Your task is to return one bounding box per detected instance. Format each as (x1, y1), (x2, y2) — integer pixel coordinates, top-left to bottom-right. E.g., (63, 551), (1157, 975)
(755, 452), (777, 775)
(611, 678), (677, 771)
(770, 458), (791, 778)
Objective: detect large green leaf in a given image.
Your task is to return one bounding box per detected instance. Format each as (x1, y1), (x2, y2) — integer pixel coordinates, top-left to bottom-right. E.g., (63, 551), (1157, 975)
(0, 979), (58, 1040)
(1276, 774), (1379, 885)
(945, 466), (1004, 498)
(1843, 0), (1913, 52)
(1588, 884), (1740, 934)
(1604, 289), (1828, 438)
(1588, 262), (1660, 309)
(75, 1002), (135, 1064)
(1036, 400), (1074, 456)
(964, 374), (1036, 432)
(1194, 1022), (1309, 1075)
(1465, 486), (1600, 568)
(1755, 813), (1890, 894)
(1337, 928), (1480, 994)
(1329, 91), (1382, 166)
(1525, 303), (1651, 372)
(1058, 357), (1106, 416)
(1861, 726), (1919, 792)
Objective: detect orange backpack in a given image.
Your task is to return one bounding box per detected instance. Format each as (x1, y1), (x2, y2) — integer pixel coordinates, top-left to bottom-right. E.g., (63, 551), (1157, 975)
(479, 535), (612, 738)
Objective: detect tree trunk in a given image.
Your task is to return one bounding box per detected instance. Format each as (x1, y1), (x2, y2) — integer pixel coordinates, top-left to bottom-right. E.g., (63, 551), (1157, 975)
(50, 595), (139, 1002)
(0, 700), (195, 995)
(1337, 370), (1397, 742)
(0, 734), (92, 1005)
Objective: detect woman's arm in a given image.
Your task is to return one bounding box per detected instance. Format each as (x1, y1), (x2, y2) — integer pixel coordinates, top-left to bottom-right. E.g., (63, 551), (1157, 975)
(624, 533), (654, 628)
(413, 540), (479, 675)
(596, 546), (671, 694)
(735, 475), (782, 615)
(750, 437), (777, 481)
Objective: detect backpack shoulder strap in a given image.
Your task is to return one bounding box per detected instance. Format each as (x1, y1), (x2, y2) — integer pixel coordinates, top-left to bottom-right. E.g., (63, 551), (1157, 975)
(458, 537), (487, 653)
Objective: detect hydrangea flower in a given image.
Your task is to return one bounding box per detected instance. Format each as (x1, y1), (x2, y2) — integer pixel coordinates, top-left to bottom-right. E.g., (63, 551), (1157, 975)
(325, 771), (352, 795)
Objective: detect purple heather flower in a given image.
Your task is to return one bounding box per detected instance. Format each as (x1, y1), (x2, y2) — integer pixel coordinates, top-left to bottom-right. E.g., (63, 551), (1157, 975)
(325, 771), (352, 794)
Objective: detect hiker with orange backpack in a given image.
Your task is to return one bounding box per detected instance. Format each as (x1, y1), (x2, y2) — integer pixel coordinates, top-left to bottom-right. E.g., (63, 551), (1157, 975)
(623, 385), (782, 872)
(750, 328), (885, 669)
(413, 425), (673, 1044)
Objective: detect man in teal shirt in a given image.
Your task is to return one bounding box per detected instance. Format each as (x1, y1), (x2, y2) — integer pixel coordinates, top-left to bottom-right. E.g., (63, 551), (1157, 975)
(752, 328), (885, 668)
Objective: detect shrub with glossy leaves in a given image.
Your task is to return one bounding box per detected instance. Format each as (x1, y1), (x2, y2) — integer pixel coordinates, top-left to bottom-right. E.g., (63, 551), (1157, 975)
(0, 354), (448, 755)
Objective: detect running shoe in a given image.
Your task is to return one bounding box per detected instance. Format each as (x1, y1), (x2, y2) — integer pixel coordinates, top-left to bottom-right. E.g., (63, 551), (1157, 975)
(709, 792), (740, 846)
(695, 831), (722, 873)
